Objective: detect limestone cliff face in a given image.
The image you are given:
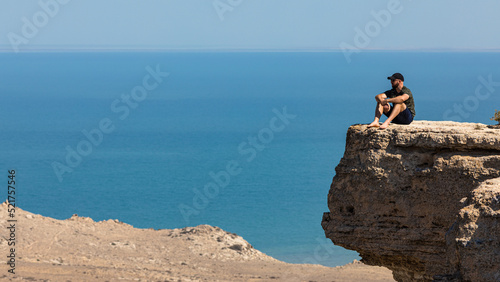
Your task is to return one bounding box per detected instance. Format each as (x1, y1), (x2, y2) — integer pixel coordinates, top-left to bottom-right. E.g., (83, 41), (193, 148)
(321, 121), (500, 281)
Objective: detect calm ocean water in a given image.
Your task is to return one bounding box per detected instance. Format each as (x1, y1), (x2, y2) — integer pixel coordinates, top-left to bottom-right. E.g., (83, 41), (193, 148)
(1, 51), (499, 267)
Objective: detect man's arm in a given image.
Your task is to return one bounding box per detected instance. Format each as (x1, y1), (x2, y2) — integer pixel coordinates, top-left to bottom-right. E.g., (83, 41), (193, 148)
(384, 94), (409, 104)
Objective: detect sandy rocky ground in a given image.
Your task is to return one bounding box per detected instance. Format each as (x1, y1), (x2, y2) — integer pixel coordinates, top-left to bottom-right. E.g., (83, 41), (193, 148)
(0, 202), (394, 281)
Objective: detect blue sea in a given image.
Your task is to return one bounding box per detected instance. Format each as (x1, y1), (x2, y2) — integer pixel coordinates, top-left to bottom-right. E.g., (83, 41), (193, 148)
(1, 51), (499, 267)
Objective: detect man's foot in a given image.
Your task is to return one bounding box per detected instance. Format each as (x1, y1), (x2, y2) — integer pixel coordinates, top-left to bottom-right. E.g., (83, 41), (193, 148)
(367, 121), (380, 128)
(379, 122), (390, 129)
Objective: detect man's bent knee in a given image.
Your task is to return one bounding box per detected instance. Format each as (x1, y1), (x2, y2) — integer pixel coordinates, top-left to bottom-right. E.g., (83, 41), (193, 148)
(375, 94), (387, 102)
(392, 102), (407, 111)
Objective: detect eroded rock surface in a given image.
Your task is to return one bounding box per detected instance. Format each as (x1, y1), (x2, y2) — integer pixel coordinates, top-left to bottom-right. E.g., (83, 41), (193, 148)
(0, 202), (394, 281)
(321, 121), (500, 281)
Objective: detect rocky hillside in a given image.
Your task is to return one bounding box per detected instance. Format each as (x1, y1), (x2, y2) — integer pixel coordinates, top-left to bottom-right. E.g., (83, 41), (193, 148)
(0, 202), (394, 281)
(322, 121), (500, 281)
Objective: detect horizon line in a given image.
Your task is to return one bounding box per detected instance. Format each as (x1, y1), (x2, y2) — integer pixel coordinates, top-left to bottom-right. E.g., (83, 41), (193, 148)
(0, 47), (500, 53)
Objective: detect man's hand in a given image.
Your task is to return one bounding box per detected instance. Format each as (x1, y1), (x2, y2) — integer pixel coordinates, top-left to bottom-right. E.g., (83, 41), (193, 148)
(380, 98), (389, 106)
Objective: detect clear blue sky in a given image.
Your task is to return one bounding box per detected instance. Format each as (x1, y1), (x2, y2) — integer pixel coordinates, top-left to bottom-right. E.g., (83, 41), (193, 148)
(1, 0), (499, 51)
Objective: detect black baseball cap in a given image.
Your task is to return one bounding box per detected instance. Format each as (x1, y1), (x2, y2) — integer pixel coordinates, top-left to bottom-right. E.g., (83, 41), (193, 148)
(387, 73), (404, 82)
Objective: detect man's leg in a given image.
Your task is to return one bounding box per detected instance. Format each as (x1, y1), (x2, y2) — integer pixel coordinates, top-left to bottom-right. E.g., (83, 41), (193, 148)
(368, 94), (389, 128)
(380, 103), (407, 129)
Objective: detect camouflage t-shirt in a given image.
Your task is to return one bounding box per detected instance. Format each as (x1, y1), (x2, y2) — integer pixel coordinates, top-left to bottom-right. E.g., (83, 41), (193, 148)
(384, 86), (416, 117)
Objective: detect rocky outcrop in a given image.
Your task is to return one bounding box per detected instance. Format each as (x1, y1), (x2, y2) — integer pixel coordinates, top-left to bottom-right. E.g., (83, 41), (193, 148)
(321, 121), (500, 281)
(0, 202), (395, 281)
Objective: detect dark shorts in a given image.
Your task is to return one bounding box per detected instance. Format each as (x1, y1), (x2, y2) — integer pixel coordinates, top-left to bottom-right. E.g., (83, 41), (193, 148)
(384, 106), (413, 124)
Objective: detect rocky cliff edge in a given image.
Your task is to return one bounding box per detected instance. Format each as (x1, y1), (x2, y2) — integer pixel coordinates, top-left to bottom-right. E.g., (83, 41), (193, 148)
(321, 121), (500, 281)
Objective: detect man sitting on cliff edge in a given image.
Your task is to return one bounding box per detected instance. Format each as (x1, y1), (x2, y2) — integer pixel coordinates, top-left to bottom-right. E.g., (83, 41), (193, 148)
(368, 73), (416, 129)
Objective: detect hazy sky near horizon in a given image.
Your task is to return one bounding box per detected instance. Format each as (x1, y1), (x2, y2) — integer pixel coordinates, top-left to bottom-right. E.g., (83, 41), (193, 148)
(1, 0), (499, 51)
